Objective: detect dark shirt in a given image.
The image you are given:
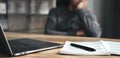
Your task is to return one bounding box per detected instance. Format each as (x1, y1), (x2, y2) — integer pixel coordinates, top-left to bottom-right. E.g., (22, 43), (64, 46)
(45, 7), (102, 37)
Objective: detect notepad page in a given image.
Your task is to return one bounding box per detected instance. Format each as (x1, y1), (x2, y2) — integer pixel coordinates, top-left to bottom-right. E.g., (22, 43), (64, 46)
(100, 40), (111, 55)
(102, 41), (120, 55)
(59, 41), (109, 55)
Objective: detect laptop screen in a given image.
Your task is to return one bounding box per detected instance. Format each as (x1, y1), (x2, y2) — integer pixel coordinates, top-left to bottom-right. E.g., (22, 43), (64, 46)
(0, 25), (13, 56)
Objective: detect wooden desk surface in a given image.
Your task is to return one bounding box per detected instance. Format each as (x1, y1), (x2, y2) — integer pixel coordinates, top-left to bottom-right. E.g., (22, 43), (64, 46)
(2, 32), (120, 58)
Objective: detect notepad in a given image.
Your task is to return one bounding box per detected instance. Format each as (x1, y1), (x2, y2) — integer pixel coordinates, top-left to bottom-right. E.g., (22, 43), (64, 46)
(59, 40), (120, 56)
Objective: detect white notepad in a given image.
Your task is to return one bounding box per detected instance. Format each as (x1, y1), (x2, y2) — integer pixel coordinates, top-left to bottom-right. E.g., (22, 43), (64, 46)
(59, 40), (120, 56)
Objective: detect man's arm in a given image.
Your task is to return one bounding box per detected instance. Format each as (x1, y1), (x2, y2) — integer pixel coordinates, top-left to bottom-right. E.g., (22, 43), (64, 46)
(75, 1), (102, 37)
(77, 10), (102, 37)
(45, 8), (76, 36)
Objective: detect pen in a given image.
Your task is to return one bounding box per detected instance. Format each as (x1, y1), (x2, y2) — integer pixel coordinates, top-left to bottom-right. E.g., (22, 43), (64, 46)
(70, 43), (96, 52)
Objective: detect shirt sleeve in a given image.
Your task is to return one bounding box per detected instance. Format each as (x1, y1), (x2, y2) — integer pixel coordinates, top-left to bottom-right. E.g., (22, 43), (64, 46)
(76, 9), (102, 37)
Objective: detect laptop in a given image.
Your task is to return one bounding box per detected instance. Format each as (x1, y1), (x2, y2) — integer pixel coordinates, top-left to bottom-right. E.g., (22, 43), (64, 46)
(0, 25), (63, 56)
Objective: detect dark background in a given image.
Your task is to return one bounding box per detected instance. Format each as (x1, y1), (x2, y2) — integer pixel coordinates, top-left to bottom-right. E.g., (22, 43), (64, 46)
(101, 0), (120, 39)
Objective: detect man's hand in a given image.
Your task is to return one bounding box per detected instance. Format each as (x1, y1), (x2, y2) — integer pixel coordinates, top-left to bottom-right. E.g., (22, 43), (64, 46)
(76, 0), (87, 10)
(93, 21), (100, 26)
(76, 30), (85, 36)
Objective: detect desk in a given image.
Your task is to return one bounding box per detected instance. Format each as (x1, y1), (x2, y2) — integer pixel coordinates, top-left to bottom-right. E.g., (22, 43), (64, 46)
(2, 32), (120, 58)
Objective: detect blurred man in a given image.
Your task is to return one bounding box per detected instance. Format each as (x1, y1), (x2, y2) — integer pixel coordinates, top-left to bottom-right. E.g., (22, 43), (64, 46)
(45, 0), (102, 37)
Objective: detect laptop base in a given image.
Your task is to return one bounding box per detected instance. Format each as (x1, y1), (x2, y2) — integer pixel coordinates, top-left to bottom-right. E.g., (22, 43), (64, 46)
(8, 38), (62, 56)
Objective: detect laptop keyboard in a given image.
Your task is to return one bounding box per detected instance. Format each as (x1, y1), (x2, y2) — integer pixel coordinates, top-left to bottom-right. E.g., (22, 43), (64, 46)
(9, 40), (38, 53)
(8, 38), (61, 53)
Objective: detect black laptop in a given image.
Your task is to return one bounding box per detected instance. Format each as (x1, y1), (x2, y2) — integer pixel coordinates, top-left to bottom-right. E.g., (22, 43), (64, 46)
(0, 25), (63, 56)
